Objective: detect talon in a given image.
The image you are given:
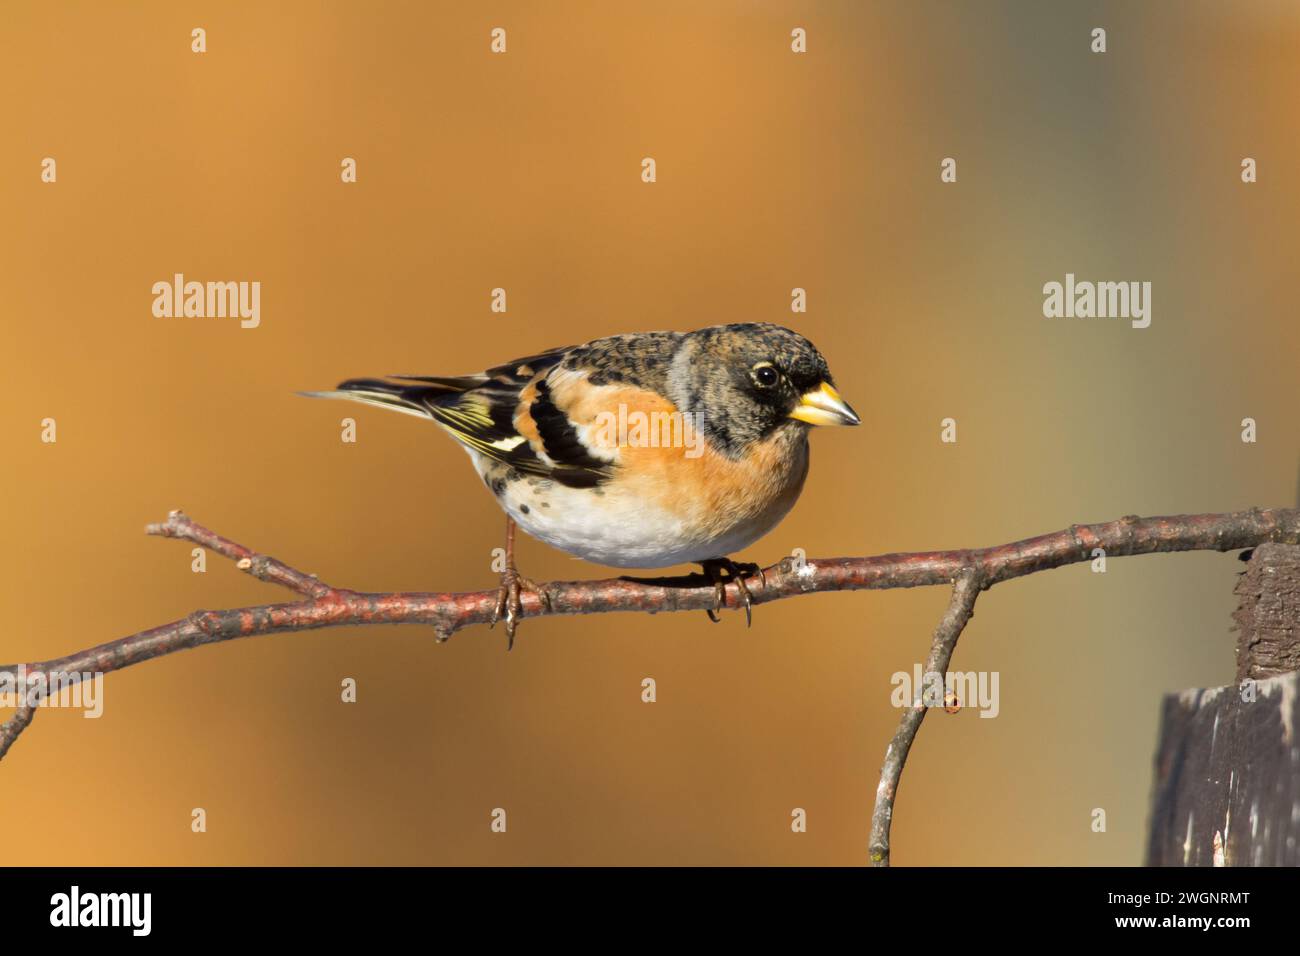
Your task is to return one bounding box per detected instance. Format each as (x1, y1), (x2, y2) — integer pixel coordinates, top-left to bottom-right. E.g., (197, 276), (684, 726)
(490, 516), (539, 651)
(490, 566), (521, 647)
(490, 583), (507, 630)
(698, 557), (760, 626)
(516, 573), (550, 614)
(503, 593), (520, 651)
(491, 567), (548, 650)
(706, 576), (726, 624)
(734, 574), (753, 628)
(491, 569), (521, 647)
(735, 560), (764, 590)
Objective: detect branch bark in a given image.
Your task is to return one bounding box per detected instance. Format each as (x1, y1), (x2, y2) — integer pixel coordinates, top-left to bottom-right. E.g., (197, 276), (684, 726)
(3, 506), (1298, 864)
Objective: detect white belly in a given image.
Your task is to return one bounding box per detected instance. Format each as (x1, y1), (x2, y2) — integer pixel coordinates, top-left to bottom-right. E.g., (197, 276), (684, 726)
(467, 451), (791, 569)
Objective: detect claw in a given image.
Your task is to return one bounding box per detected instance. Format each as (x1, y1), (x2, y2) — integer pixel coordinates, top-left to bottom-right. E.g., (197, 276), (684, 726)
(489, 516), (549, 651)
(734, 574), (753, 627)
(698, 558), (762, 627)
(706, 577), (725, 623)
(489, 568), (520, 649)
(489, 569), (549, 651)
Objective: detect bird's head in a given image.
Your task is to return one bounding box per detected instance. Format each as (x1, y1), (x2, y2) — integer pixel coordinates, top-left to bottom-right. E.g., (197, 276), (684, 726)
(668, 323), (859, 456)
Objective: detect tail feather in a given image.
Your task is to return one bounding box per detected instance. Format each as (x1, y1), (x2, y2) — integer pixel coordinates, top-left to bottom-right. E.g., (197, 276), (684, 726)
(298, 377), (465, 420)
(389, 373), (488, 390)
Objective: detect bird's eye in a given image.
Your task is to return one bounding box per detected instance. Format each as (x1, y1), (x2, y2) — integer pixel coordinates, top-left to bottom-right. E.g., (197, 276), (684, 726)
(751, 363), (779, 389)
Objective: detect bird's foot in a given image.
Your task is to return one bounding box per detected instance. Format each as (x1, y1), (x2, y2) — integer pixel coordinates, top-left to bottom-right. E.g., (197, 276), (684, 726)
(490, 566), (551, 650)
(698, 558), (765, 627)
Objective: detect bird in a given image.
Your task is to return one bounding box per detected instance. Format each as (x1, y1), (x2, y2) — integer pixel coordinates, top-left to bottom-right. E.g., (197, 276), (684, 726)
(303, 322), (859, 647)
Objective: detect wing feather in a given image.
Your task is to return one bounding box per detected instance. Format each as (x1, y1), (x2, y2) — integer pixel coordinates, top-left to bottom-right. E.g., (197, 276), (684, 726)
(306, 345), (615, 488)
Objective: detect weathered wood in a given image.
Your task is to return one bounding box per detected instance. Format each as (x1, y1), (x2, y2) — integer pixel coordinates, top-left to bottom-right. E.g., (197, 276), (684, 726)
(1146, 673), (1300, 865)
(1233, 542), (1300, 682)
(1147, 544), (1300, 866)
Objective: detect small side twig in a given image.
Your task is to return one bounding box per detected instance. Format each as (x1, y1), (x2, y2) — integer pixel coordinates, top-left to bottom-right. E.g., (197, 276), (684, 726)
(869, 568), (983, 867)
(146, 510), (334, 598)
(0, 704), (36, 762)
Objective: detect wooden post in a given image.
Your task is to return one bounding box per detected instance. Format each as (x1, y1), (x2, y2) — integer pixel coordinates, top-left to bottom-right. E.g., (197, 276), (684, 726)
(1146, 543), (1300, 866)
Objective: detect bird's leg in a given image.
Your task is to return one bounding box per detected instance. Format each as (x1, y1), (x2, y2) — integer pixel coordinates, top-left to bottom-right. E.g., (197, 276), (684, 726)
(697, 557), (764, 627)
(489, 515), (551, 650)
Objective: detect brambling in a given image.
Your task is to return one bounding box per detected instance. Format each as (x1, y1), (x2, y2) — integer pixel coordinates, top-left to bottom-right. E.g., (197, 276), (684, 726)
(306, 323), (859, 646)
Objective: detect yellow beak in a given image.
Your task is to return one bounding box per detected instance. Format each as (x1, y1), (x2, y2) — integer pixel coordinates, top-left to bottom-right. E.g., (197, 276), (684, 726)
(788, 382), (861, 427)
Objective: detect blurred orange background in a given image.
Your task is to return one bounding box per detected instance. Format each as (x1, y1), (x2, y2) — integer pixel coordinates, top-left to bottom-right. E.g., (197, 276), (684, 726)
(2, 1), (1298, 865)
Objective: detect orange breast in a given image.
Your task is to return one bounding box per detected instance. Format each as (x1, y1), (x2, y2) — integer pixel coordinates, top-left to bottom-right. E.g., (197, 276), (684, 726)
(539, 372), (809, 543)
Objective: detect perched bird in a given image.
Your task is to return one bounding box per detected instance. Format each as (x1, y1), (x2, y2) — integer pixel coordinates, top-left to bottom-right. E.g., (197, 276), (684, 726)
(304, 323), (859, 646)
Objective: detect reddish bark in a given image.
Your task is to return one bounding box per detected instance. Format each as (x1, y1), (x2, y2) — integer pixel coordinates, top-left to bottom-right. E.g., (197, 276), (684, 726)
(3, 506), (1298, 864)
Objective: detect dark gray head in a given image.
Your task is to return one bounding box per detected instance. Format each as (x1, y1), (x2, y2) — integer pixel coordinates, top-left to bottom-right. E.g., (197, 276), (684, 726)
(667, 323), (859, 456)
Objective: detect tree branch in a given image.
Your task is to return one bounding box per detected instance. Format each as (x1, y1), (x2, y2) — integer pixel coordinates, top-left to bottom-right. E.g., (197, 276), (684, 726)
(3, 506), (1298, 864)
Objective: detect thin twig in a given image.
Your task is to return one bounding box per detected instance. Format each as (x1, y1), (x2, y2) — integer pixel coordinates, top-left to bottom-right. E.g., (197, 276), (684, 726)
(869, 568), (983, 866)
(146, 510), (334, 598)
(0, 704), (36, 762)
